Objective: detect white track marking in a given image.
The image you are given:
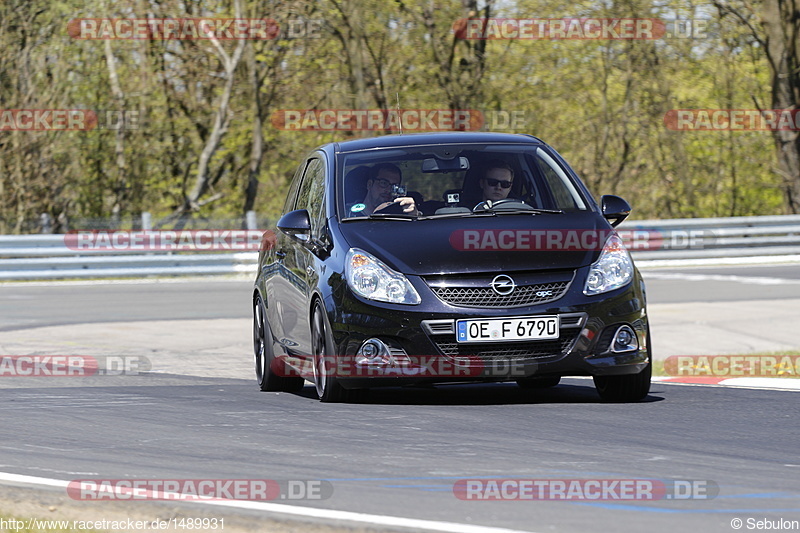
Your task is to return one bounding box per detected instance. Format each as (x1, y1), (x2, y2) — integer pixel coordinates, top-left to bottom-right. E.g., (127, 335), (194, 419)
(636, 255), (800, 268)
(0, 472), (532, 533)
(652, 377), (800, 391)
(0, 276), (250, 288)
(642, 272), (800, 285)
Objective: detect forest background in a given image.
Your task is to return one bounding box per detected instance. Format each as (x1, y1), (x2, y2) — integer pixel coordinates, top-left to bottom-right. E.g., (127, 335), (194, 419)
(1, 0), (798, 233)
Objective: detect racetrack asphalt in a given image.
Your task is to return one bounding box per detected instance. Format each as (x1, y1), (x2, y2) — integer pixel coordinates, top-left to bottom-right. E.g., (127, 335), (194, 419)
(1, 265), (799, 532)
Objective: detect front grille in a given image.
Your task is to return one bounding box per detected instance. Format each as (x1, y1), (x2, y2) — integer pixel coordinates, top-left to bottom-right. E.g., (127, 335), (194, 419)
(430, 281), (570, 308)
(434, 336), (576, 361)
(421, 313), (586, 362)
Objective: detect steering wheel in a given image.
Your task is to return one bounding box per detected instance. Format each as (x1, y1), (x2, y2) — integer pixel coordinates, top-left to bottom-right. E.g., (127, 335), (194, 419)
(472, 198), (524, 211)
(374, 200), (406, 215)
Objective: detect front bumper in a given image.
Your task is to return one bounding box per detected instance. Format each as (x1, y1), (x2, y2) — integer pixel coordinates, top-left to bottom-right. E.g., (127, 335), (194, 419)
(327, 277), (649, 389)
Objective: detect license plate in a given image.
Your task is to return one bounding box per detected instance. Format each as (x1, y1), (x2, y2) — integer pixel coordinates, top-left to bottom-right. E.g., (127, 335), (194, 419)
(456, 315), (560, 343)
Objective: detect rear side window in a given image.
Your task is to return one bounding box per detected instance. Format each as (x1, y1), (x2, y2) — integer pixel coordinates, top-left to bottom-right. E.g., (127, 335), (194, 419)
(282, 162), (306, 216)
(295, 158), (327, 240)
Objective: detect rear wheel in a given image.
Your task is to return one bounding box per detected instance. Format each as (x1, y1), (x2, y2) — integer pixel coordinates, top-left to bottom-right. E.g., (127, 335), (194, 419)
(516, 376), (561, 389)
(254, 295), (304, 392)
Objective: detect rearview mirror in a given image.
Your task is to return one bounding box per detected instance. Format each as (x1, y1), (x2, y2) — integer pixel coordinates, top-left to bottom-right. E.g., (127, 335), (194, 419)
(422, 157), (470, 173)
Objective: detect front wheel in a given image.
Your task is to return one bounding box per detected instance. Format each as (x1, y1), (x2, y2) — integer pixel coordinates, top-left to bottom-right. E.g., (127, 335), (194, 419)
(311, 301), (352, 403)
(592, 328), (652, 402)
(592, 363), (651, 402)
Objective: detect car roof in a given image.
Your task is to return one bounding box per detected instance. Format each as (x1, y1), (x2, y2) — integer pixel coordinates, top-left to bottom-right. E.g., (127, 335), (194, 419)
(331, 132), (545, 153)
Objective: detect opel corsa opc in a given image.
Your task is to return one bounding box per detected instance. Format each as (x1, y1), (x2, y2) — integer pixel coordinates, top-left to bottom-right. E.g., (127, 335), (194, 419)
(253, 132), (651, 402)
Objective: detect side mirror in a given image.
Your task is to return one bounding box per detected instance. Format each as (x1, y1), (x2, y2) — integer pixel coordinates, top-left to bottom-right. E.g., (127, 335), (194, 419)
(601, 195), (631, 227)
(277, 209), (311, 242)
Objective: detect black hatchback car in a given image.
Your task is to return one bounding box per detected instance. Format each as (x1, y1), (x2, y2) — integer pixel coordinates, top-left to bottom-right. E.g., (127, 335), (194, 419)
(253, 132), (650, 402)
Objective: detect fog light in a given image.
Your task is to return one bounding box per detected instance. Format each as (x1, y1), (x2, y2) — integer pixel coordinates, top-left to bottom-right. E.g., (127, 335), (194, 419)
(611, 326), (638, 353)
(356, 338), (392, 365)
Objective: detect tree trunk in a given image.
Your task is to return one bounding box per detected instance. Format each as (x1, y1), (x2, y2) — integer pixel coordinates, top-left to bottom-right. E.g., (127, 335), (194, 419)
(762, 0), (800, 212)
(242, 39), (264, 217)
(180, 0), (246, 216)
(104, 38), (127, 226)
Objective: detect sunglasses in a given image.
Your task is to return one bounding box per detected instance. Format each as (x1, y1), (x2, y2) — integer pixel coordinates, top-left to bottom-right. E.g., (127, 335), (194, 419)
(486, 178), (513, 189)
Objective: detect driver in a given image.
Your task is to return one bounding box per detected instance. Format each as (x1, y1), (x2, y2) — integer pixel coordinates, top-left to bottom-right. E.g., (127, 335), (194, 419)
(479, 159), (514, 202)
(350, 163), (418, 216)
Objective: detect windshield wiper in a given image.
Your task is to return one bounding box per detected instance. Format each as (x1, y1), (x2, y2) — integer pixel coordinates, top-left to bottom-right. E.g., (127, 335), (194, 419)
(366, 212), (418, 220)
(420, 211), (495, 220)
(477, 207), (564, 215)
(341, 211), (419, 221)
(527, 208), (564, 214)
(471, 207), (564, 216)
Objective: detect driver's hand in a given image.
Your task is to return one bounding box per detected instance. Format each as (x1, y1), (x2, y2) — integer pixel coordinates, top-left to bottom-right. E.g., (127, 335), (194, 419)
(375, 197), (418, 214)
(394, 197), (417, 214)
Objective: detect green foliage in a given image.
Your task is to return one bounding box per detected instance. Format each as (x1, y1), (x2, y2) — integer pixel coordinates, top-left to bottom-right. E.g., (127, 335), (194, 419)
(0, 0), (791, 233)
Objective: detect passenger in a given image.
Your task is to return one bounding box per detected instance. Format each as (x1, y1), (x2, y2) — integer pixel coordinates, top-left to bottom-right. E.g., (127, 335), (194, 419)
(479, 159), (515, 202)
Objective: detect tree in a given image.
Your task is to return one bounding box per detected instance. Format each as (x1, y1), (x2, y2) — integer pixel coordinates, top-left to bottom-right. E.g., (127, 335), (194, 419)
(715, 0), (800, 213)
(762, 0), (800, 212)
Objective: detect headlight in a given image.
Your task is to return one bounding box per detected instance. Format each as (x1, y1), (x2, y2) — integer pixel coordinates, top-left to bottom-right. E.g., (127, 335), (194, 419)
(345, 248), (421, 305)
(583, 234), (633, 296)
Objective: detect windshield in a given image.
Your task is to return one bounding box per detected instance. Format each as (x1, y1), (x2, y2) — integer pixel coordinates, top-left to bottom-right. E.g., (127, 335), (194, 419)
(338, 143), (590, 219)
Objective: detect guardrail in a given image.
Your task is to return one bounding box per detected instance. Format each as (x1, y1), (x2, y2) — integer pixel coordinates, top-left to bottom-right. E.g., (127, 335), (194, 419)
(0, 249), (258, 280)
(619, 214), (800, 262)
(0, 214), (799, 280)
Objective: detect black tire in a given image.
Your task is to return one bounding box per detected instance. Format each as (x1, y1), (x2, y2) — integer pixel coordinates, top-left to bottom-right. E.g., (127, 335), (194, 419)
(311, 301), (352, 403)
(592, 328), (652, 402)
(516, 376), (561, 389)
(254, 295), (304, 392)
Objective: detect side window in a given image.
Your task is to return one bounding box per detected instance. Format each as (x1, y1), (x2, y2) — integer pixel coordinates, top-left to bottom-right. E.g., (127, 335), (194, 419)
(536, 159), (574, 209)
(534, 149), (587, 210)
(295, 158), (327, 241)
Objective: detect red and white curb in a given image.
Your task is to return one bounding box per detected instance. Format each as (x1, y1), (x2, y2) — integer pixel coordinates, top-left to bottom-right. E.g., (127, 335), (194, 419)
(653, 376), (800, 390)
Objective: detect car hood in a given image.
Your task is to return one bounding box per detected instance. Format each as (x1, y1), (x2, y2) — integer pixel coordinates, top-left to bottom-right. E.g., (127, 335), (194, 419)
(337, 213), (612, 276)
